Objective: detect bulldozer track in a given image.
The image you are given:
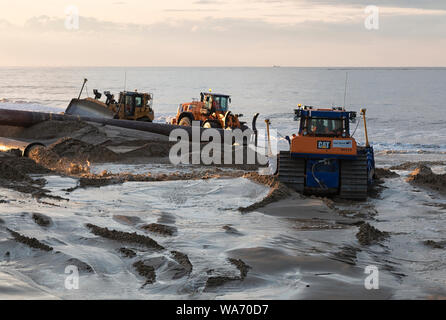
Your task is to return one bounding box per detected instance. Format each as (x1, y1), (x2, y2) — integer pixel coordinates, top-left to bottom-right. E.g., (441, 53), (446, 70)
(278, 151), (305, 192)
(278, 151), (369, 200)
(340, 154), (368, 200)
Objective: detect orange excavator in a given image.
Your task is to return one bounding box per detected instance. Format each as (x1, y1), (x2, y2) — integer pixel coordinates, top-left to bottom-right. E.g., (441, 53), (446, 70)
(171, 91), (248, 130)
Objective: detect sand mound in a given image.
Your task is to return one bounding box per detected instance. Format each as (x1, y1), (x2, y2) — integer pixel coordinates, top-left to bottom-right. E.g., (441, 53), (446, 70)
(0, 160), (34, 182)
(67, 168), (246, 191)
(332, 245), (361, 265)
(16, 120), (88, 140)
(32, 213), (52, 227)
(170, 251), (193, 278)
(356, 223), (389, 246)
(406, 165), (446, 194)
(223, 225), (243, 235)
(390, 161), (446, 171)
(86, 224), (165, 251)
(141, 223), (177, 236)
(48, 137), (119, 163)
(0, 152), (66, 200)
(239, 173), (292, 213)
(228, 258), (251, 280)
(0, 153), (50, 181)
(375, 168), (399, 179)
(118, 248), (137, 258)
(29, 138), (119, 175)
(243, 172), (277, 187)
(29, 146), (90, 175)
(133, 261), (156, 285)
(205, 258), (251, 290)
(7, 229), (53, 252)
(423, 240), (446, 249)
(205, 276), (239, 289)
(66, 258), (94, 273)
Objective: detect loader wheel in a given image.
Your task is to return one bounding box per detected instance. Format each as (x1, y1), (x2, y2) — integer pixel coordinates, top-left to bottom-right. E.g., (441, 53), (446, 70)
(224, 111), (236, 129)
(203, 120), (220, 129)
(179, 117), (192, 126)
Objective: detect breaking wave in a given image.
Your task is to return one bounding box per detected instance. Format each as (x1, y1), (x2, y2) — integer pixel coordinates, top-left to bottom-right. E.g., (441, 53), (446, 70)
(374, 142), (446, 154)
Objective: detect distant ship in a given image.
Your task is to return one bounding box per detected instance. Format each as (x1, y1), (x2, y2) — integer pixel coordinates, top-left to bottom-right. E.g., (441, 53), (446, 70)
(272, 65), (281, 68)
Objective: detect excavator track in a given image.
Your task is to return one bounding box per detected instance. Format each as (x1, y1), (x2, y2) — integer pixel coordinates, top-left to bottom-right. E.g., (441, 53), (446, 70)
(278, 151), (305, 192)
(340, 154), (368, 200)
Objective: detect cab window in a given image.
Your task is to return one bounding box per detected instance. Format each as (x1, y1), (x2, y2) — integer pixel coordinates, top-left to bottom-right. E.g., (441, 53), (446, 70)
(125, 95), (133, 106)
(218, 97), (229, 113)
(124, 95), (134, 115)
(306, 118), (344, 136)
(135, 96), (143, 107)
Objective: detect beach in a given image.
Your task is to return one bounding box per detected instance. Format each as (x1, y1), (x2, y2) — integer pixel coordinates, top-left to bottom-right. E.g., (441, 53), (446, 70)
(0, 67), (445, 299)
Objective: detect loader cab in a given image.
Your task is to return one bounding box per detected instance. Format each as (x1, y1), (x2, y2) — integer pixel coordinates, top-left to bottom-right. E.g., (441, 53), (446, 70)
(200, 93), (231, 113)
(295, 106), (356, 138)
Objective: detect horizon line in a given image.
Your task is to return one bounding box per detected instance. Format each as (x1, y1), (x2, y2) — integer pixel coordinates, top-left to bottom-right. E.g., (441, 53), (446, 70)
(1, 66), (446, 69)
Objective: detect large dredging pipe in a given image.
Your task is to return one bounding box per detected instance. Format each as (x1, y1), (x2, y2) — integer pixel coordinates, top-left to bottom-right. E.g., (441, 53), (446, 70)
(0, 109), (258, 144)
(0, 137), (45, 157)
(0, 109), (190, 136)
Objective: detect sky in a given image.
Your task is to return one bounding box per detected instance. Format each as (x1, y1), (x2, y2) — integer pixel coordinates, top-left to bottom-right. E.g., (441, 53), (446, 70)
(0, 0), (445, 66)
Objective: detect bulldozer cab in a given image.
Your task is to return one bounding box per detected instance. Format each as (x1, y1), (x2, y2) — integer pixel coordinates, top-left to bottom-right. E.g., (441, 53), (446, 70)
(295, 106), (356, 138)
(306, 118), (345, 137)
(119, 91), (153, 117)
(200, 93), (231, 113)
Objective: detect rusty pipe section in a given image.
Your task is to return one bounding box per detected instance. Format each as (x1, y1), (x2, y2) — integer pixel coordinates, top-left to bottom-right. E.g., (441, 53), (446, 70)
(0, 137), (45, 157)
(0, 108), (217, 140)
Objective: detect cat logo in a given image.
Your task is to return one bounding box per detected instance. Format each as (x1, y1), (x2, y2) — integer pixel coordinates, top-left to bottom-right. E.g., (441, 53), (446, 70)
(317, 141), (331, 149)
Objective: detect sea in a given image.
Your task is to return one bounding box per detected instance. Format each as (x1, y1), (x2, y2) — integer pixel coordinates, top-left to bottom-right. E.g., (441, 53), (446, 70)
(0, 67), (445, 299)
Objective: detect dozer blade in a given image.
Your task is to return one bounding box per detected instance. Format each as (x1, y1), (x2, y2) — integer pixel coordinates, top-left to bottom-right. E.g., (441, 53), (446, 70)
(65, 98), (115, 119)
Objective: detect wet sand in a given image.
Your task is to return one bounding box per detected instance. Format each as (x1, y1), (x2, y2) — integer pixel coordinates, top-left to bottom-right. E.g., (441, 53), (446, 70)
(227, 247), (393, 299)
(0, 121), (446, 299)
(0, 270), (58, 300)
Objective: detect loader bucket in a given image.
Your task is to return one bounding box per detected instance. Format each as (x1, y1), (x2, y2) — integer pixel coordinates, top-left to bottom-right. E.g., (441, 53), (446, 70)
(65, 98), (115, 119)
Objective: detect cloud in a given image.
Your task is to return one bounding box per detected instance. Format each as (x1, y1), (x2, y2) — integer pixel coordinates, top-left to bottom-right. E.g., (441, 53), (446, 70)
(7, 10), (446, 41)
(193, 0), (227, 4)
(294, 0), (446, 10)
(0, 2), (445, 66)
(164, 9), (219, 12)
(0, 19), (13, 28)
